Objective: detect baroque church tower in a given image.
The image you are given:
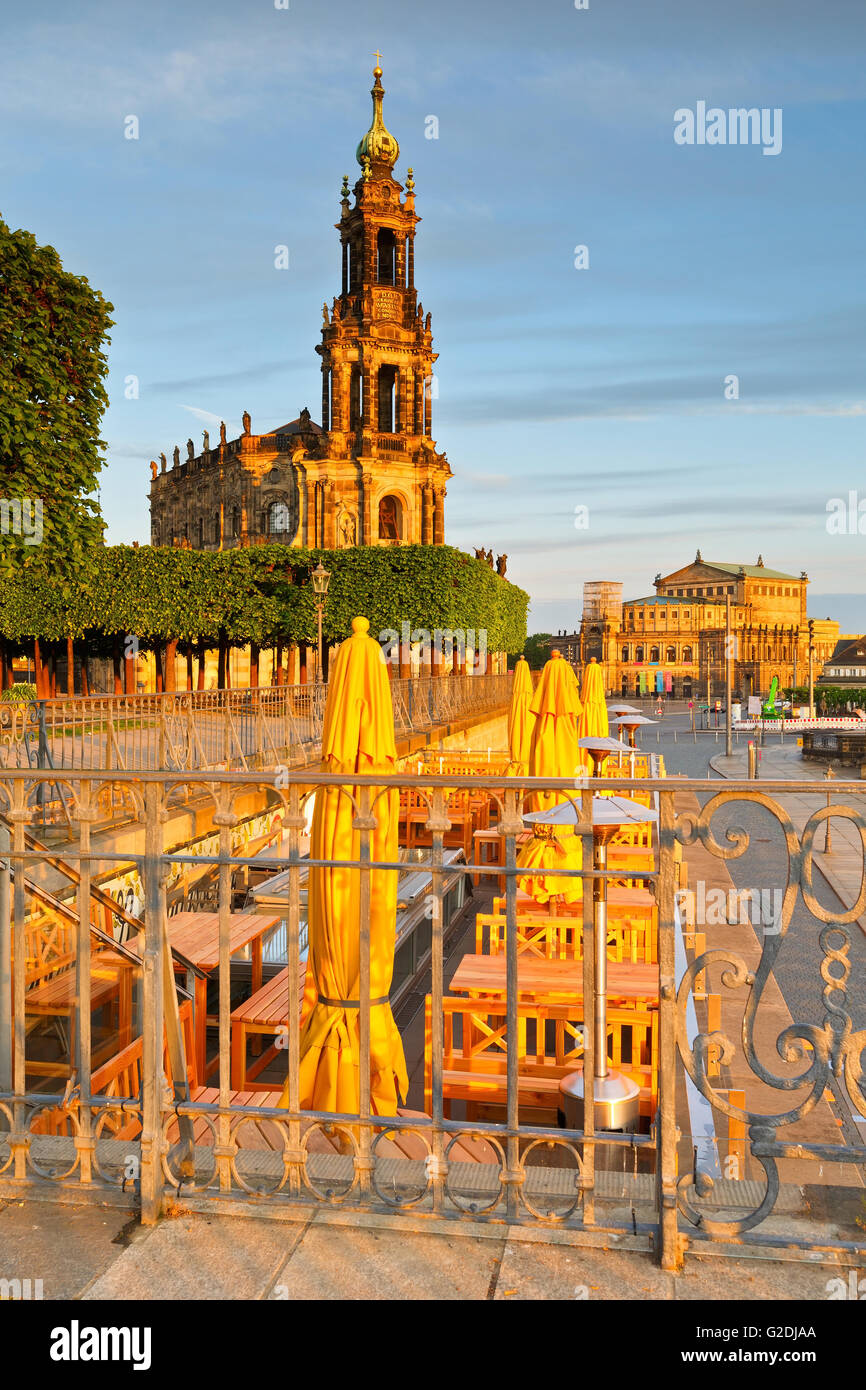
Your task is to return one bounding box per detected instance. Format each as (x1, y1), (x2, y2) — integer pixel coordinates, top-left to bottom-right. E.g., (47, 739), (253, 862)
(149, 62), (451, 552)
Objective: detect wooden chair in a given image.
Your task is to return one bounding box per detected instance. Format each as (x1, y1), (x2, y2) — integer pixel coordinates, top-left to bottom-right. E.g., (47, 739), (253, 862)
(424, 994), (658, 1123)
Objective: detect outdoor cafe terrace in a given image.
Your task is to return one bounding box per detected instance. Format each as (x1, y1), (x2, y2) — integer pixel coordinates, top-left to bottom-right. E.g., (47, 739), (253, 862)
(0, 643), (864, 1274)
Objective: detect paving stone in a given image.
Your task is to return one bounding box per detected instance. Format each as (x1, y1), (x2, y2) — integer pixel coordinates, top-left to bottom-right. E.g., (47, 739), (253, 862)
(493, 1240), (675, 1300)
(271, 1222), (504, 1300)
(0, 1199), (131, 1300)
(82, 1214), (307, 1300)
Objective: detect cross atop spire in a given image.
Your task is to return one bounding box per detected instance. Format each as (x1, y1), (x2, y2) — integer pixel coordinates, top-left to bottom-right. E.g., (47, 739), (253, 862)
(373, 49), (383, 70)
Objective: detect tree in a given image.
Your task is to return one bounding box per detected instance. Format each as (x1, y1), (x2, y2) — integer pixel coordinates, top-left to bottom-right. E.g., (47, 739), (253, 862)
(523, 632), (553, 669)
(0, 217), (113, 579)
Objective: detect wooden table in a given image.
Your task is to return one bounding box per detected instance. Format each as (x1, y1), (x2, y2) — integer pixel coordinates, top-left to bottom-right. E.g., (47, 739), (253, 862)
(450, 953), (659, 1005)
(159, 912), (283, 1081)
(493, 886), (656, 920)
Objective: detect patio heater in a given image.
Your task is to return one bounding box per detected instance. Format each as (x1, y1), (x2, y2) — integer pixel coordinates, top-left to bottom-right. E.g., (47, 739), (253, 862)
(311, 561), (331, 684)
(610, 712), (656, 749)
(578, 735), (632, 779)
(523, 794), (658, 1131)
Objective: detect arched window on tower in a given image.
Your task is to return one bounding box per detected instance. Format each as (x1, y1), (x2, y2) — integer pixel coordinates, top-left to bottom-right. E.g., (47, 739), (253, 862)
(231, 506), (240, 539)
(197, 517), (203, 549)
(377, 228), (396, 285)
(378, 494), (402, 542)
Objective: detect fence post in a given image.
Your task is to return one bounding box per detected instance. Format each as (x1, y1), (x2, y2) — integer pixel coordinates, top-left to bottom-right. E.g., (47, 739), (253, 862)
(140, 781), (166, 1224)
(0, 823), (10, 1096)
(656, 787), (682, 1269)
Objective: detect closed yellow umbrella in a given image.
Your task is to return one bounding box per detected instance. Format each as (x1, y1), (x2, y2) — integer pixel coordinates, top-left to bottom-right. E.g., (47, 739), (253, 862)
(577, 657), (609, 741)
(284, 616), (408, 1117)
(517, 651), (584, 904)
(507, 657), (535, 773)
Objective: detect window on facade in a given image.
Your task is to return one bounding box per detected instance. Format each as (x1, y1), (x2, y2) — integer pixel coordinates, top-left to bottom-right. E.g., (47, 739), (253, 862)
(621, 646), (629, 662)
(650, 645), (660, 662)
(378, 494), (402, 541)
(683, 610), (690, 619)
(682, 647), (693, 663)
(635, 645), (644, 663)
(269, 501), (292, 534)
(231, 506), (240, 539)
(666, 645), (676, 662)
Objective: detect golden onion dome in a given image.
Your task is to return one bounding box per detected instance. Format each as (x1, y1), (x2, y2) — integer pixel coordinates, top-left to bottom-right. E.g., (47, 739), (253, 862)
(356, 61), (399, 171)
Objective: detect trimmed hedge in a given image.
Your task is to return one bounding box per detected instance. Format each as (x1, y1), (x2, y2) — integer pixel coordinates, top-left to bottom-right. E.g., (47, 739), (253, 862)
(0, 544), (528, 654)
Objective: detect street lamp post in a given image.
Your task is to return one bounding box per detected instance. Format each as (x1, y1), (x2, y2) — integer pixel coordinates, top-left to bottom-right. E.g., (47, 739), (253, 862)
(311, 561), (331, 684)
(725, 595), (732, 757)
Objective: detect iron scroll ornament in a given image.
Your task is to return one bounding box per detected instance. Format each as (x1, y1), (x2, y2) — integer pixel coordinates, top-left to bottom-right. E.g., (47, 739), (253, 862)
(673, 789), (866, 1235)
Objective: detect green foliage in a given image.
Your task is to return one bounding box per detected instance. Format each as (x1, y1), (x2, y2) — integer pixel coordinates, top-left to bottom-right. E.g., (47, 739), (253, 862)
(0, 682), (36, 702)
(523, 632), (553, 669)
(785, 685), (866, 711)
(0, 217), (113, 580)
(0, 544), (529, 652)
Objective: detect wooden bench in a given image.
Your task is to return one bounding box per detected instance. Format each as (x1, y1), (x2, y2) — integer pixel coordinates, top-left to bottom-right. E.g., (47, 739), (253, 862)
(230, 964), (307, 1090)
(31, 999), (198, 1140)
(425, 994), (658, 1123)
(18, 911), (136, 1077)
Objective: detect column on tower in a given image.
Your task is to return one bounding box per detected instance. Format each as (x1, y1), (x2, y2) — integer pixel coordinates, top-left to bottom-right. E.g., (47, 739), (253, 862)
(362, 472), (373, 545)
(433, 487), (444, 545)
(399, 368), (412, 433)
(321, 365), (330, 432)
(421, 483), (432, 545)
(413, 372), (423, 436)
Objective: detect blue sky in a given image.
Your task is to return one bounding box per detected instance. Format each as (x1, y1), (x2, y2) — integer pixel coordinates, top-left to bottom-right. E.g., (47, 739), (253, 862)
(3, 0), (866, 634)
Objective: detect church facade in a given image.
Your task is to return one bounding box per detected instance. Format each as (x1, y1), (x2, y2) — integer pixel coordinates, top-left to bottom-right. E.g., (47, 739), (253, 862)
(149, 62), (451, 552)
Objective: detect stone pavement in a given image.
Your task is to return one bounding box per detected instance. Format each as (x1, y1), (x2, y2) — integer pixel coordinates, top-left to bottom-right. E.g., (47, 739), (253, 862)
(0, 1198), (862, 1301)
(709, 744), (866, 942)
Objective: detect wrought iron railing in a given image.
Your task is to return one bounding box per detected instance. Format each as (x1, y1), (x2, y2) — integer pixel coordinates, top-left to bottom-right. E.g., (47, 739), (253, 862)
(0, 768), (864, 1267)
(0, 674), (513, 775)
